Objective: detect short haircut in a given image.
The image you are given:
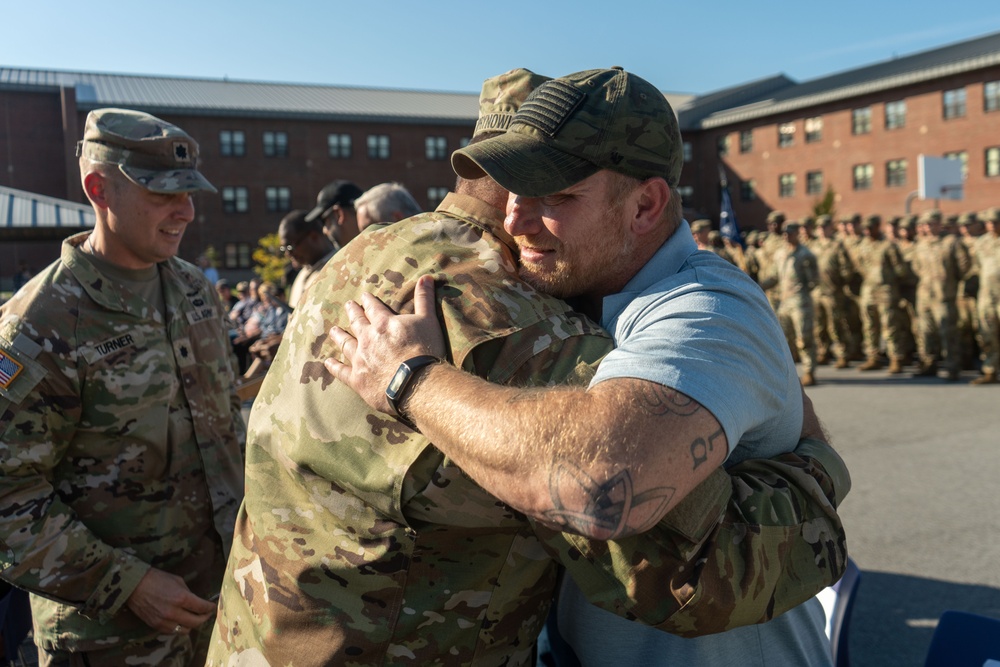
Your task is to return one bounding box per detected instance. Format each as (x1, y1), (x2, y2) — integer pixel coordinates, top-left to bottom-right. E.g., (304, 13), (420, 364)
(355, 182), (422, 224)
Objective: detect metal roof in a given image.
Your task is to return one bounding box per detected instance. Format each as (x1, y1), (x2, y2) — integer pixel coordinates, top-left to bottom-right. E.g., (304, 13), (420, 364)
(683, 29), (1000, 129)
(0, 67), (482, 125)
(0, 185), (95, 230)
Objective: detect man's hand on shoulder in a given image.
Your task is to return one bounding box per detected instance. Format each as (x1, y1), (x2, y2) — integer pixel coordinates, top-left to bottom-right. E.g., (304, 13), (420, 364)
(126, 568), (217, 635)
(326, 274), (447, 414)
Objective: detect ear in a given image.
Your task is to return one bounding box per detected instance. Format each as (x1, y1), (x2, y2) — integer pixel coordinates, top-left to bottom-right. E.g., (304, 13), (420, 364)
(83, 172), (110, 210)
(630, 177), (671, 235)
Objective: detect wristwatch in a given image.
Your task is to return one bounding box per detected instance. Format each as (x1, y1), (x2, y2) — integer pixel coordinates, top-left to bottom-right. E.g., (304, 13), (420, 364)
(385, 355), (440, 428)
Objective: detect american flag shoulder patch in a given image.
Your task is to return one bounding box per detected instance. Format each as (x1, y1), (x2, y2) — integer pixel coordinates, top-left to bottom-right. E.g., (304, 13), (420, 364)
(0, 349), (24, 389)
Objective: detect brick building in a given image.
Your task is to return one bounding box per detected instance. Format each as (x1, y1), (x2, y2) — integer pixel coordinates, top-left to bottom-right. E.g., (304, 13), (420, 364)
(3, 29), (1000, 281)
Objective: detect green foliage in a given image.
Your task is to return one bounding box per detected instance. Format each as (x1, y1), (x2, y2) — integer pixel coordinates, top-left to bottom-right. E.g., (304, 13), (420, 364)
(812, 186), (837, 218)
(203, 245), (219, 267)
(252, 232), (289, 284)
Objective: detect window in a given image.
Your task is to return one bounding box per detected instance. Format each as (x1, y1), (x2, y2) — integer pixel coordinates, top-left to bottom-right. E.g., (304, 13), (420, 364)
(986, 147), (1000, 177)
(886, 159), (908, 188)
(220, 130), (246, 157)
(223, 243), (252, 269)
(740, 178), (756, 202)
(221, 186), (248, 213)
(739, 130), (753, 153)
(804, 117), (823, 143)
(717, 134), (730, 157)
(426, 187), (449, 208)
(367, 134), (390, 159)
(806, 170), (823, 195)
(885, 100), (906, 129)
(682, 141), (693, 163)
(328, 133), (352, 158)
(265, 186), (291, 213)
(778, 122), (795, 148)
(986, 81), (1000, 113)
(425, 136), (447, 160)
(944, 150), (969, 180)
(677, 185), (694, 205)
(943, 88), (967, 119)
(263, 131), (288, 157)
(779, 173), (796, 197)
(852, 107), (872, 135)
(852, 164), (873, 190)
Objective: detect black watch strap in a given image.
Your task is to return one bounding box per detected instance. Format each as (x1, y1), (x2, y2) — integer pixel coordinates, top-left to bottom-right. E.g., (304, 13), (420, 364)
(385, 355), (440, 428)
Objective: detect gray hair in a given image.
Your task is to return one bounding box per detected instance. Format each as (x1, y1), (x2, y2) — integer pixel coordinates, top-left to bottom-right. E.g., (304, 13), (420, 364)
(355, 182), (422, 225)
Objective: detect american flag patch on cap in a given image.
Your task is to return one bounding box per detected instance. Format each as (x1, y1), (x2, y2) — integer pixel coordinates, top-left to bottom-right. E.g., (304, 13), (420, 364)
(0, 349), (24, 389)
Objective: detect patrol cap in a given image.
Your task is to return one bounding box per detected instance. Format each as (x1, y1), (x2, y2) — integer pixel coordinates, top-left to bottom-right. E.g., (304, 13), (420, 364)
(957, 212), (978, 226)
(802, 215), (816, 228)
(76, 108), (216, 193)
(897, 215), (916, 230)
(816, 214), (833, 227)
(980, 207), (999, 223)
(305, 180), (364, 223)
(767, 210), (786, 225)
(471, 68), (552, 139)
(690, 218), (711, 232)
(452, 67), (683, 197)
(918, 209), (942, 225)
(864, 214), (882, 227)
(784, 222), (802, 235)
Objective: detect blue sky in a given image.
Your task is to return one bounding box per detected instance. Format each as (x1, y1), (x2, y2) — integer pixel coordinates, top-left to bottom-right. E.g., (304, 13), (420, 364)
(4, 1), (1000, 95)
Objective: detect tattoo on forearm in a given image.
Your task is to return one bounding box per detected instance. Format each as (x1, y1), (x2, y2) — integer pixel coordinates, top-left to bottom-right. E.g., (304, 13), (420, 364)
(637, 384), (701, 417)
(690, 427), (726, 470)
(542, 457), (676, 538)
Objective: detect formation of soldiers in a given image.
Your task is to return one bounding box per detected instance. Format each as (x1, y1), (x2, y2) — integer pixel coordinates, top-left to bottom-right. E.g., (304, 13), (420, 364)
(692, 207), (1000, 386)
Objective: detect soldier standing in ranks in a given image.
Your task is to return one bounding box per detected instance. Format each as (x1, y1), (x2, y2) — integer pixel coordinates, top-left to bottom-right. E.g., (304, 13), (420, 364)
(895, 215), (920, 368)
(911, 210), (973, 381)
(970, 207), (1000, 384)
(856, 214), (909, 373)
(743, 230), (762, 281)
(757, 211), (786, 312)
(957, 213), (984, 371)
(810, 215), (857, 369)
(761, 222), (819, 385)
(838, 213), (866, 361)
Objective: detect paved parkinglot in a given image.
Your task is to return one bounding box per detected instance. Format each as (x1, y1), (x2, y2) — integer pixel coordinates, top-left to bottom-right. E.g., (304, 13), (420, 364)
(805, 364), (1000, 667)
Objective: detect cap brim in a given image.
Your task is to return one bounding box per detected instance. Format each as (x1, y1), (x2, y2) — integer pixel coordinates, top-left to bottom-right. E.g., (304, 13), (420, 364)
(451, 133), (600, 198)
(121, 165), (217, 194)
(304, 204), (331, 223)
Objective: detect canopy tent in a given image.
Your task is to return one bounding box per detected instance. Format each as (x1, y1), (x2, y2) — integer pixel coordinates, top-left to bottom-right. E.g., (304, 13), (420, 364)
(0, 185), (95, 240)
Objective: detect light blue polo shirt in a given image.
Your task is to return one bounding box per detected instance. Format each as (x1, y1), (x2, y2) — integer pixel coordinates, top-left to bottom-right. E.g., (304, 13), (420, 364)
(564, 220), (831, 666)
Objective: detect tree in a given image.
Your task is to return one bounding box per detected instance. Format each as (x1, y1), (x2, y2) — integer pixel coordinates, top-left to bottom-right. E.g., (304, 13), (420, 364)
(252, 233), (289, 285)
(812, 186), (836, 218)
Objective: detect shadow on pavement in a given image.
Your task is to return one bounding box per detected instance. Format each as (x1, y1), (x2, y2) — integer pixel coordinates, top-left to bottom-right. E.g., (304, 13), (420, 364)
(848, 571), (1000, 667)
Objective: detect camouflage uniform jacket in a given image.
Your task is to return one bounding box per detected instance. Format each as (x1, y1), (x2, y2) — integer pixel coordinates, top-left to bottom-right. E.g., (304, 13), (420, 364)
(856, 237), (908, 299)
(764, 244), (818, 302)
(209, 193), (852, 666)
(809, 237), (855, 296)
(912, 235), (973, 302)
(972, 234), (1000, 297)
(0, 232), (245, 652)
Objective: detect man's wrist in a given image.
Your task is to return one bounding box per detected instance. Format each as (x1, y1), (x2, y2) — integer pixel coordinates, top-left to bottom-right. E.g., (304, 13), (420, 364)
(385, 355), (441, 429)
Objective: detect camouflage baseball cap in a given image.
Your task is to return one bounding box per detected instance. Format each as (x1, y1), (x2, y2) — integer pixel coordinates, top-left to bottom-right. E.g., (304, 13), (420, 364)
(471, 68), (552, 139)
(76, 108), (215, 193)
(690, 219), (711, 232)
(452, 67), (682, 197)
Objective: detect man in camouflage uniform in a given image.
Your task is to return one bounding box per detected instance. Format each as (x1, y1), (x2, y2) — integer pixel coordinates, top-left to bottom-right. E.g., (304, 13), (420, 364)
(837, 214), (866, 361)
(956, 213), (984, 371)
(856, 214), (910, 373)
(970, 207), (1000, 384)
(691, 219), (732, 263)
(0, 109), (245, 667)
(209, 69), (848, 667)
(763, 223), (820, 385)
(327, 68), (846, 666)
(912, 210), (972, 381)
(895, 215), (920, 367)
(757, 211), (787, 312)
(809, 215), (857, 368)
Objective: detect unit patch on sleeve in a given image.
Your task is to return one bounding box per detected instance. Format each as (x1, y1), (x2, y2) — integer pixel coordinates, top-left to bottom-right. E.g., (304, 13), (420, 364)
(0, 349), (24, 389)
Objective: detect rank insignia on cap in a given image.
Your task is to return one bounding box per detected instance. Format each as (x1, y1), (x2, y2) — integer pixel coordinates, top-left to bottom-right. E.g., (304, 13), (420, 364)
(0, 349), (24, 389)
(173, 142), (191, 163)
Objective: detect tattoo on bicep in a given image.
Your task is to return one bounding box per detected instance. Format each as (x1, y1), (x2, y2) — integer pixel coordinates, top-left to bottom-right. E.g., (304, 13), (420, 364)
(637, 384), (701, 417)
(542, 457), (676, 538)
(690, 426), (726, 470)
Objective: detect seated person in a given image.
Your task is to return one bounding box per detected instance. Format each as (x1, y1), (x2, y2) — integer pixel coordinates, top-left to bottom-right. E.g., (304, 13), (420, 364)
(243, 281), (289, 379)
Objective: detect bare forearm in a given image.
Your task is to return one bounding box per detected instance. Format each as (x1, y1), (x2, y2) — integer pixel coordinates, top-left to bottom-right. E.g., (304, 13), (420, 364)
(405, 366), (726, 540)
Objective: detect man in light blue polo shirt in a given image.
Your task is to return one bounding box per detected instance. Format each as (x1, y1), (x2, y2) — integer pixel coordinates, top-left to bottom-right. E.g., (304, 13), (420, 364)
(327, 68), (840, 666)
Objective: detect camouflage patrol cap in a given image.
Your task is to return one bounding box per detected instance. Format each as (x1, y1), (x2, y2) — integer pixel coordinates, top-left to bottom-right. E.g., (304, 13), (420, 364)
(816, 214), (833, 227)
(766, 210), (786, 225)
(981, 207), (999, 223)
(76, 108), (216, 193)
(918, 209), (942, 225)
(864, 214), (882, 227)
(897, 215), (916, 230)
(801, 215), (816, 228)
(956, 212), (978, 226)
(690, 218), (711, 232)
(784, 222), (802, 235)
(472, 68), (552, 139)
(452, 67), (682, 197)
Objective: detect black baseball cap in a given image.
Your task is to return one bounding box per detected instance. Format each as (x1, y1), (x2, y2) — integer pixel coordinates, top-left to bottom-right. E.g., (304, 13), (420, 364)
(305, 180), (364, 223)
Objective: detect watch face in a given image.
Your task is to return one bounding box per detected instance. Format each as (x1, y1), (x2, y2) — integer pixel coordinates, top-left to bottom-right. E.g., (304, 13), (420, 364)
(387, 366), (409, 397)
